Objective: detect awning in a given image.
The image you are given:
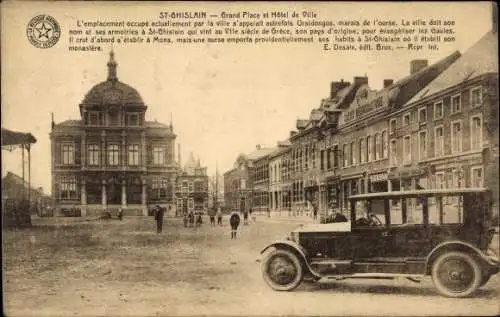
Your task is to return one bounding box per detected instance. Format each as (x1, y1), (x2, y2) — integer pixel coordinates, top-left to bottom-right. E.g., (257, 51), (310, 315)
(1, 128), (37, 147)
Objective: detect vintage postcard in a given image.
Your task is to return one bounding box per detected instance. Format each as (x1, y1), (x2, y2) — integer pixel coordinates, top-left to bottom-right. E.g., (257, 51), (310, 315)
(2, 1), (499, 316)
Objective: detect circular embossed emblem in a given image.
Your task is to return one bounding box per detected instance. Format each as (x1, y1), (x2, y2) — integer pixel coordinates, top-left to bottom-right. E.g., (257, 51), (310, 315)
(26, 15), (61, 49)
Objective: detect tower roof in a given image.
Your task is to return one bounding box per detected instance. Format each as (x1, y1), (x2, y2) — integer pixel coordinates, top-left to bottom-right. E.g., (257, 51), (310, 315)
(81, 51), (144, 106)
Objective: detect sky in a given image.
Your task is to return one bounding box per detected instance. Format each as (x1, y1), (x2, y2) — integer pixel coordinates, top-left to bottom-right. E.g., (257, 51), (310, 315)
(1, 1), (494, 194)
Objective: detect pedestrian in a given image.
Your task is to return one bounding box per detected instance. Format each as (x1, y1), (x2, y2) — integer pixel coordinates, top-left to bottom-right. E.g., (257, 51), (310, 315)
(313, 203), (318, 221)
(243, 209), (249, 225)
(195, 211), (203, 227)
(229, 211), (241, 239)
(217, 207), (223, 225)
(208, 207), (216, 227)
(188, 210), (195, 227)
(154, 205), (164, 233)
(267, 207), (271, 218)
(183, 211), (188, 227)
(118, 207), (124, 221)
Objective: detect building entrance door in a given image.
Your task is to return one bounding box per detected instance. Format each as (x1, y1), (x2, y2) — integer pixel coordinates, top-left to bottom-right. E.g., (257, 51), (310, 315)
(183, 198), (188, 214)
(240, 197), (246, 213)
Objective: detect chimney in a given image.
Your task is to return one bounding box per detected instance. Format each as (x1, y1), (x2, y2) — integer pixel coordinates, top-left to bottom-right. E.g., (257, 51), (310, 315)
(256, 144), (261, 150)
(51, 112), (55, 130)
(383, 79), (394, 88)
(330, 79), (350, 98)
(353, 76), (368, 86)
(410, 59), (428, 74)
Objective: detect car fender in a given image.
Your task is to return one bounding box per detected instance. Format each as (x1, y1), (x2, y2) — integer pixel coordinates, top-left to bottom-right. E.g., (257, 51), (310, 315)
(425, 240), (499, 274)
(261, 240), (321, 278)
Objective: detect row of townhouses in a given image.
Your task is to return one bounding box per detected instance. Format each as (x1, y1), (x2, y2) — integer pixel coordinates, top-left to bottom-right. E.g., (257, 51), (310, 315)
(224, 30), (499, 219)
(50, 51), (208, 216)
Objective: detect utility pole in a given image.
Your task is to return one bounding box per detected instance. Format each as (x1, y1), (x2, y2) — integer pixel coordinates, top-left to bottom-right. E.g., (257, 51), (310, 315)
(215, 162), (219, 208)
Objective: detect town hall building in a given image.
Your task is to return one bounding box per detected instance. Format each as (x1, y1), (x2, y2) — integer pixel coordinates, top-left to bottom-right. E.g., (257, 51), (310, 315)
(50, 51), (178, 216)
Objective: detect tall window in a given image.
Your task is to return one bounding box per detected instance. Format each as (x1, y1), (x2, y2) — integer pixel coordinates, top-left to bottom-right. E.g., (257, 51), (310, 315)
(418, 107), (427, 123)
(434, 126), (444, 157)
(470, 87), (482, 107)
(403, 113), (410, 126)
(320, 149), (325, 170)
(382, 131), (388, 158)
(195, 181), (204, 192)
(333, 145), (339, 167)
(60, 176), (77, 200)
(389, 119), (397, 134)
(434, 101), (444, 120)
(127, 113), (139, 126)
(451, 94), (461, 114)
(471, 167), (484, 187)
(374, 134), (381, 160)
(403, 135), (411, 163)
(367, 136), (373, 162)
(451, 120), (462, 154)
(61, 143), (75, 165)
(471, 115), (482, 150)
(153, 146), (165, 165)
(390, 139), (397, 165)
(88, 111), (102, 125)
(107, 144), (120, 166)
(87, 144), (100, 166)
(182, 181), (188, 193)
(350, 142), (356, 165)
(418, 130), (427, 160)
(359, 139), (365, 163)
(188, 182), (193, 193)
(326, 148), (332, 170)
(311, 146), (316, 168)
(436, 172), (445, 190)
(128, 144), (140, 166)
(343, 144), (348, 167)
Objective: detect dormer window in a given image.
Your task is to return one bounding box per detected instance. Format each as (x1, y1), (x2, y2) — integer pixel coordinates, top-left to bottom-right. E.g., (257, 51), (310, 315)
(88, 111), (103, 126)
(127, 113), (140, 126)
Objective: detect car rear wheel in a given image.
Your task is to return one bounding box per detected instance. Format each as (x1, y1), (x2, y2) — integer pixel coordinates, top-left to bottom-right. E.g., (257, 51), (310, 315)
(262, 249), (303, 291)
(431, 251), (482, 298)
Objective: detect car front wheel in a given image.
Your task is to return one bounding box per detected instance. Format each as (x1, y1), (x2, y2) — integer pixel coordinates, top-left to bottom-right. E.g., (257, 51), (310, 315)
(431, 251), (482, 298)
(262, 249), (303, 291)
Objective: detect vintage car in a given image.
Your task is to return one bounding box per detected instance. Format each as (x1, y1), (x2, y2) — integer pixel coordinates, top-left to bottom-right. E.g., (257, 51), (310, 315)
(260, 188), (499, 297)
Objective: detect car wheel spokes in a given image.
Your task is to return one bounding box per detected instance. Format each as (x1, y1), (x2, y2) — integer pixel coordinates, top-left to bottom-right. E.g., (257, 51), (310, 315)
(268, 256), (297, 285)
(437, 258), (474, 293)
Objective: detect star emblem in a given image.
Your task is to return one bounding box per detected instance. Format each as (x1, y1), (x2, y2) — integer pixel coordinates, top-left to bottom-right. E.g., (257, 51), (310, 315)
(35, 22), (52, 40)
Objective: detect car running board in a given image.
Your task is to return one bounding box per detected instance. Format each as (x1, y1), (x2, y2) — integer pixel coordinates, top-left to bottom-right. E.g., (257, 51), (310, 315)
(321, 273), (425, 281)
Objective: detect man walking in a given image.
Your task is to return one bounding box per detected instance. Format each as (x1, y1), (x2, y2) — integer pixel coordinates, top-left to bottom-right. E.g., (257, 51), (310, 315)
(216, 207), (223, 225)
(154, 205), (165, 233)
(208, 207), (216, 227)
(229, 211), (241, 239)
(313, 202), (318, 222)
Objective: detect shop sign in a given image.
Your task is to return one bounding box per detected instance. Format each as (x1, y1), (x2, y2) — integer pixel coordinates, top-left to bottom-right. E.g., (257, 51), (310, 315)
(370, 172), (388, 183)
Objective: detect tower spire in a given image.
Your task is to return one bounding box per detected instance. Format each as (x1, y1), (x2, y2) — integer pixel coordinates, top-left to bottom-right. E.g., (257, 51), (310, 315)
(107, 49), (118, 81)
